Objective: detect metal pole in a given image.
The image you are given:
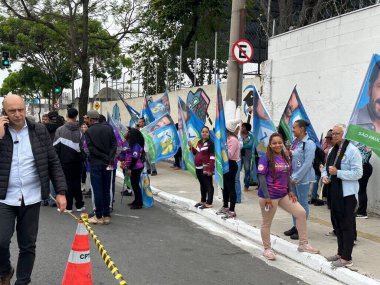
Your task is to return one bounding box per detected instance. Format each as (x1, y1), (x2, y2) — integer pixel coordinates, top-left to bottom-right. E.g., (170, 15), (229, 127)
(138, 71), (140, 97)
(194, 41), (198, 86)
(155, 63), (158, 94)
(179, 46), (182, 90)
(122, 72), (126, 97)
(267, 0), (271, 37)
(214, 32), (217, 84)
(130, 69), (133, 98)
(272, 19), (276, 37)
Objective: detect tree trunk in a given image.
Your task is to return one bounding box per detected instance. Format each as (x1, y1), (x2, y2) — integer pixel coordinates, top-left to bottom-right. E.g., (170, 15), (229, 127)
(79, 0), (90, 118)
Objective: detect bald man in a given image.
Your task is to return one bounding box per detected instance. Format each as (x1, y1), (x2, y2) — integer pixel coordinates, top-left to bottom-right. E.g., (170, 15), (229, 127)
(0, 95), (67, 285)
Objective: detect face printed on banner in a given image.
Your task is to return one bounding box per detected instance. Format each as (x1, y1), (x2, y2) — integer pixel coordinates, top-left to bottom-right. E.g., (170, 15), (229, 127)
(369, 71), (380, 120)
(284, 92), (299, 124)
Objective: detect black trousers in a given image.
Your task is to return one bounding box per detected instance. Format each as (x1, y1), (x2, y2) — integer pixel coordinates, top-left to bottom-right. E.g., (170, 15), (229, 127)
(357, 163), (373, 216)
(63, 165), (84, 210)
(195, 169), (214, 205)
(223, 160), (238, 211)
(131, 168), (144, 206)
(330, 195), (357, 261)
(174, 147), (182, 167)
(0, 202), (40, 285)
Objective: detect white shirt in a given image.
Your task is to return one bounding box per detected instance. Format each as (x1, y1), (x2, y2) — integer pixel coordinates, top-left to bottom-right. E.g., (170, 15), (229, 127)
(0, 121), (42, 206)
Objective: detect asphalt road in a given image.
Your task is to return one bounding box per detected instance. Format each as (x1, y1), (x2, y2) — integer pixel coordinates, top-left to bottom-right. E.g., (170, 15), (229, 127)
(10, 185), (307, 285)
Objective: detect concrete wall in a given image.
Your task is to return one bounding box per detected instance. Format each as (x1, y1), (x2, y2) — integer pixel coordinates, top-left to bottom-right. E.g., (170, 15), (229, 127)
(263, 4), (380, 214)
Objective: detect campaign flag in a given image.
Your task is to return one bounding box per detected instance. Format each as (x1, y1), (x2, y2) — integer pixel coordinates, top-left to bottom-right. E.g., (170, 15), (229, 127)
(178, 98), (197, 178)
(346, 54), (380, 156)
(140, 114), (180, 163)
(140, 172), (154, 208)
(245, 84), (276, 157)
(278, 87), (321, 147)
(149, 91), (171, 119)
(186, 88), (211, 123)
(142, 95), (155, 125)
(214, 81), (229, 189)
(115, 92), (140, 127)
(107, 112), (126, 146)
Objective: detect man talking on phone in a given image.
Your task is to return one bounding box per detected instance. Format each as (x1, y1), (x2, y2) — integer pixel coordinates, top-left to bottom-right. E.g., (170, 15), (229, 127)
(0, 94), (67, 285)
(85, 110), (117, 225)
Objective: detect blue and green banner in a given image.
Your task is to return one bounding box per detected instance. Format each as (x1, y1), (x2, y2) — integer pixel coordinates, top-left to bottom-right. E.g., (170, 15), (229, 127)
(140, 172), (154, 208)
(116, 92), (140, 127)
(178, 97), (197, 178)
(140, 114), (180, 163)
(245, 84), (276, 157)
(279, 87), (321, 147)
(214, 81), (229, 189)
(142, 95), (155, 125)
(149, 91), (171, 119)
(186, 88), (211, 123)
(346, 54), (380, 156)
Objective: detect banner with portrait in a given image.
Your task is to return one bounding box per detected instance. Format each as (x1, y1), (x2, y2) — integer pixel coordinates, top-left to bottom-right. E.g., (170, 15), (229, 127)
(149, 91), (171, 120)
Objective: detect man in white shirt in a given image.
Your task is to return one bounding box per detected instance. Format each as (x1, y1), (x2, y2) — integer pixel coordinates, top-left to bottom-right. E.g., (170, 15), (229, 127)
(0, 95), (67, 285)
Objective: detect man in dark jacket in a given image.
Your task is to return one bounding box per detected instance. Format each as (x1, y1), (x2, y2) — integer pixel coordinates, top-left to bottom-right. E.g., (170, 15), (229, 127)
(0, 95), (67, 285)
(85, 110), (117, 225)
(53, 108), (85, 212)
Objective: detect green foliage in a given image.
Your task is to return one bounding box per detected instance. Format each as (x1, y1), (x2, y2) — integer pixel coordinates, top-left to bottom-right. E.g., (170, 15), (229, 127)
(130, 0), (231, 95)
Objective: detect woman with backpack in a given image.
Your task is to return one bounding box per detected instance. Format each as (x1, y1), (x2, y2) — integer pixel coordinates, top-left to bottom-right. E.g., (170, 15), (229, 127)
(284, 119), (316, 240)
(258, 133), (320, 260)
(189, 126), (215, 209)
(121, 128), (145, 209)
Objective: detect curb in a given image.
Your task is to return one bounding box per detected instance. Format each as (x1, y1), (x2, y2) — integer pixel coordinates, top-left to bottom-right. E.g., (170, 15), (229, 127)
(116, 170), (380, 285)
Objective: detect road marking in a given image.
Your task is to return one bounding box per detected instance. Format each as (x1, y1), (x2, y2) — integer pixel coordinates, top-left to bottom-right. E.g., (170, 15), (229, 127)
(113, 214), (140, 219)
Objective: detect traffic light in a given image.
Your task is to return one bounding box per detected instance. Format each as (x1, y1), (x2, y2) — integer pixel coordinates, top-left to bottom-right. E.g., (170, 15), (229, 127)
(53, 86), (61, 93)
(2, 51), (10, 67)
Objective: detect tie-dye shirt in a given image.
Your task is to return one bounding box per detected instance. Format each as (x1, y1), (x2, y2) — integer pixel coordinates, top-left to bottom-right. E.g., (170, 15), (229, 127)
(257, 155), (290, 199)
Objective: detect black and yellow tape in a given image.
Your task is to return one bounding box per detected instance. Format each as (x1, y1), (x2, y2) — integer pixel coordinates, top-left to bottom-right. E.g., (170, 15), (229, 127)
(51, 195), (127, 285)
(81, 215), (127, 285)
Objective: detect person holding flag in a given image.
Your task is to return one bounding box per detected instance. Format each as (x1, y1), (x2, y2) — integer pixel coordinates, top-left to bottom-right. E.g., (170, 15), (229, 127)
(284, 119), (316, 240)
(216, 118), (240, 219)
(138, 117), (157, 176)
(190, 126), (215, 209)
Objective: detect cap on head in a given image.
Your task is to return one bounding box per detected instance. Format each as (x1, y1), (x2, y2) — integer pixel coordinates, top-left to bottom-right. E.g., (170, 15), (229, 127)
(48, 111), (59, 120)
(87, 110), (100, 119)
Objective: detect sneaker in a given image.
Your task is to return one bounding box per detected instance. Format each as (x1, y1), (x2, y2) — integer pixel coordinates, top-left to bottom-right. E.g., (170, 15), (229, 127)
(87, 216), (104, 225)
(0, 266), (14, 285)
(194, 202), (204, 208)
(284, 226), (297, 236)
(325, 230), (336, 236)
(57, 208), (73, 213)
(216, 207), (229, 215)
(290, 232), (299, 240)
(263, 248), (276, 260)
(76, 206), (86, 212)
(326, 255), (340, 262)
(199, 204), (213, 209)
(103, 216), (111, 225)
(314, 199), (325, 206)
(297, 243), (320, 254)
(356, 214), (368, 219)
(122, 190), (133, 196)
(222, 210), (236, 219)
(331, 259), (353, 268)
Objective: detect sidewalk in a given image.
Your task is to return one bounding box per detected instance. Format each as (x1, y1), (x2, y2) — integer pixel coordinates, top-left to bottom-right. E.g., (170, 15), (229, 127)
(142, 162), (380, 285)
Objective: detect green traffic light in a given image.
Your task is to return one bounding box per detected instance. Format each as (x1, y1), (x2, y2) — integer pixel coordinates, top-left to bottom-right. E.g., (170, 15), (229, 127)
(54, 87), (61, 93)
(2, 60), (10, 66)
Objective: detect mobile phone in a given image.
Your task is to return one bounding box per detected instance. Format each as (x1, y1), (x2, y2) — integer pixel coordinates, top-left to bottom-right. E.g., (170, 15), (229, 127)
(1, 109), (6, 116)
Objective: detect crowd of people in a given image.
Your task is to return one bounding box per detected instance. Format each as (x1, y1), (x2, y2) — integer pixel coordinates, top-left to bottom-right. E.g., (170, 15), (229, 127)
(0, 93), (375, 284)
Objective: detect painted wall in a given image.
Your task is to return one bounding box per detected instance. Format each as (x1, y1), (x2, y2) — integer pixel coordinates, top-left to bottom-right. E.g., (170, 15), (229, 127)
(263, 4), (380, 214)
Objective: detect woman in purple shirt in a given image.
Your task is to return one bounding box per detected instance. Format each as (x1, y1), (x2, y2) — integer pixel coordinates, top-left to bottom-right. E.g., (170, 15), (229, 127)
(122, 128), (145, 209)
(258, 133), (319, 260)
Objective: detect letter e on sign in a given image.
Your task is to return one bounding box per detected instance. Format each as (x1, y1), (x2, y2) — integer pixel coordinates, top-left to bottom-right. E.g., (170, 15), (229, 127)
(232, 39), (254, 64)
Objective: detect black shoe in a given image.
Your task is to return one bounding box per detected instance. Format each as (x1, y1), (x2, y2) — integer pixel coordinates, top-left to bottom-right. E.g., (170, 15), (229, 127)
(284, 226), (297, 236)
(309, 198), (317, 205)
(151, 170), (157, 176)
(122, 190), (133, 196)
(290, 232), (299, 240)
(0, 266), (14, 285)
(127, 201), (136, 206)
(130, 205), (142, 209)
(147, 169), (152, 174)
(314, 199), (325, 206)
(41, 200), (49, 206)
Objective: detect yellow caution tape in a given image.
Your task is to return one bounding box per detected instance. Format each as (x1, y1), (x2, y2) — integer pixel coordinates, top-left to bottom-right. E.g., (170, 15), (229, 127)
(51, 195), (127, 285)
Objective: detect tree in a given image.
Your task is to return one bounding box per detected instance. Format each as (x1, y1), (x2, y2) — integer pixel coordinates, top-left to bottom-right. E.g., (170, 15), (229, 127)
(1, 0), (141, 116)
(129, 0), (231, 95)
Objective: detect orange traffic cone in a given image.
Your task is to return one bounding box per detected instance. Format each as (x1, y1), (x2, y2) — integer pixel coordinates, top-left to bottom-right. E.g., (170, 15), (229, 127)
(62, 215), (92, 285)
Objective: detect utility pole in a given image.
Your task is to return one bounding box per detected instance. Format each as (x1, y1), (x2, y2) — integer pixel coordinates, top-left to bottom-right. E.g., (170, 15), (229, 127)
(226, 0), (246, 104)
